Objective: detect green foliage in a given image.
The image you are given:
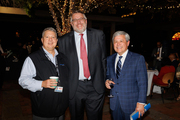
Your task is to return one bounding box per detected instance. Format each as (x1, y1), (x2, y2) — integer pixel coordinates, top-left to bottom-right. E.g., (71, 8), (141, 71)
(6, 0), (47, 17)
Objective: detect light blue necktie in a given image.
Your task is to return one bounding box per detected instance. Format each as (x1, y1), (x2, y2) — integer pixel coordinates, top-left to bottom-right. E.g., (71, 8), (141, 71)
(116, 56), (123, 79)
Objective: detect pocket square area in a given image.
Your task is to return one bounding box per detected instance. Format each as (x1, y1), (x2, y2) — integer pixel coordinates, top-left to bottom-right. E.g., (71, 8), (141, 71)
(59, 64), (65, 66)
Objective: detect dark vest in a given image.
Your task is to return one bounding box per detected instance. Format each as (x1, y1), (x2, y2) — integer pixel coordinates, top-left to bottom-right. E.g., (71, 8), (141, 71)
(29, 49), (69, 117)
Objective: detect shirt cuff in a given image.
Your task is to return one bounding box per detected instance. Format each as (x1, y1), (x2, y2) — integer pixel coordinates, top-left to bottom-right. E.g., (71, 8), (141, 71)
(37, 81), (43, 91)
(138, 102), (146, 105)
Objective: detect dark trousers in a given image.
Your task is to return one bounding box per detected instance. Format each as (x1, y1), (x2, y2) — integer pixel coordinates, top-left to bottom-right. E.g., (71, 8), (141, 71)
(154, 60), (161, 71)
(111, 97), (141, 120)
(0, 69), (5, 89)
(33, 114), (64, 120)
(69, 80), (104, 120)
(111, 97), (124, 120)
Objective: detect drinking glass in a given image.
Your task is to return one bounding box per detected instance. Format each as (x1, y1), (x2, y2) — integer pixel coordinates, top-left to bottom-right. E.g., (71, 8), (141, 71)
(108, 78), (114, 98)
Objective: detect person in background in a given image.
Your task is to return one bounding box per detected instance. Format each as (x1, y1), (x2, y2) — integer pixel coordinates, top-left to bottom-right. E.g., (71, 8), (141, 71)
(0, 38), (7, 90)
(169, 53), (179, 71)
(105, 31), (147, 120)
(176, 63), (180, 101)
(58, 10), (106, 120)
(169, 53), (180, 97)
(18, 43), (29, 67)
(27, 41), (32, 54)
(31, 40), (40, 53)
(151, 41), (168, 71)
(169, 43), (179, 61)
(150, 57), (175, 95)
(19, 27), (69, 120)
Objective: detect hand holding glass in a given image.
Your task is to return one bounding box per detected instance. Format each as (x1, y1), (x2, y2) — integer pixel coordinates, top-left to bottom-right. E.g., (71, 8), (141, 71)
(108, 78), (115, 98)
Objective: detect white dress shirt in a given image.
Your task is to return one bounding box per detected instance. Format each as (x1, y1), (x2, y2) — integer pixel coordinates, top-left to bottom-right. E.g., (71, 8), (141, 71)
(159, 47), (162, 58)
(18, 47), (58, 92)
(115, 49), (128, 72)
(74, 30), (91, 80)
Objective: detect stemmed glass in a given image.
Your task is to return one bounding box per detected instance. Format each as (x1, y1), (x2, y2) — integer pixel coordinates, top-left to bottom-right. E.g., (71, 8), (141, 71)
(108, 78), (114, 98)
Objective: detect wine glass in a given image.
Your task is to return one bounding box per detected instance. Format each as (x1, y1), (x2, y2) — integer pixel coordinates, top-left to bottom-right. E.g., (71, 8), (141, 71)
(108, 78), (114, 98)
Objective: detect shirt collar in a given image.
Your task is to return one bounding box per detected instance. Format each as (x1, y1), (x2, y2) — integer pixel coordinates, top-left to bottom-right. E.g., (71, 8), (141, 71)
(74, 30), (87, 37)
(117, 49), (128, 58)
(42, 46), (58, 56)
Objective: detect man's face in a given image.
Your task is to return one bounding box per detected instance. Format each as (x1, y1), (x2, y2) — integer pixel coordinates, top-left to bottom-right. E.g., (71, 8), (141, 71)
(41, 30), (57, 51)
(157, 42), (162, 48)
(113, 35), (130, 56)
(71, 13), (87, 33)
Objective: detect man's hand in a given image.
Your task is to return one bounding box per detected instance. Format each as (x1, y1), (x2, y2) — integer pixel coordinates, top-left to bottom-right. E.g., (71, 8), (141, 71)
(105, 79), (115, 89)
(42, 79), (57, 89)
(135, 103), (145, 118)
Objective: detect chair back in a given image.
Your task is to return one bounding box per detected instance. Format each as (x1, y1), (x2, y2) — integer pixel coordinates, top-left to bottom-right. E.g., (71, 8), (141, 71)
(162, 72), (175, 84)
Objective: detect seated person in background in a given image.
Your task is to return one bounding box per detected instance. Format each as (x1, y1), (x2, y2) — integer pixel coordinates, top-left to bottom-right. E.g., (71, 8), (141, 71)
(176, 63), (180, 101)
(169, 43), (179, 61)
(152, 57), (175, 87)
(169, 53), (179, 70)
(169, 53), (179, 86)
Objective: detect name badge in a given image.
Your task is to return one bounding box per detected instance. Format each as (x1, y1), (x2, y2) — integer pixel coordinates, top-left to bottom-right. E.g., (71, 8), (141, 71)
(54, 86), (63, 93)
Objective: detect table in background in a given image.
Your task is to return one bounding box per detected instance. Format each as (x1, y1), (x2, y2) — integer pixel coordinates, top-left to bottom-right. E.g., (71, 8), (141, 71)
(147, 70), (161, 96)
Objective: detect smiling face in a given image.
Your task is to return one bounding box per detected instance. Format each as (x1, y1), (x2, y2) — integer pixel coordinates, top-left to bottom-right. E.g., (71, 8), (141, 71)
(113, 35), (130, 56)
(41, 30), (57, 52)
(71, 13), (87, 33)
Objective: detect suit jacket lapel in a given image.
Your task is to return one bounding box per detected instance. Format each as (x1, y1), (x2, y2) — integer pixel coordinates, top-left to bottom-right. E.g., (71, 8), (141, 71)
(87, 29), (92, 58)
(112, 53), (117, 78)
(120, 51), (132, 77)
(87, 29), (92, 72)
(70, 32), (79, 73)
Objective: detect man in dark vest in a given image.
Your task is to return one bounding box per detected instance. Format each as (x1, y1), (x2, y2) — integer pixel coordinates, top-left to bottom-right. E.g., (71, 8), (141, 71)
(19, 27), (69, 120)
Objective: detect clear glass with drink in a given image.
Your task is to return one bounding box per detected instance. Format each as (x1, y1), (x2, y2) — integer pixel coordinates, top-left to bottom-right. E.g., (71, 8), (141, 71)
(108, 78), (114, 98)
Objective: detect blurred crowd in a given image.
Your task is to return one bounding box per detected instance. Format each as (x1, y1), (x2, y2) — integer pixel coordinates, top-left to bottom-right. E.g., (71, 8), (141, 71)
(0, 37), (42, 89)
(148, 41), (180, 101)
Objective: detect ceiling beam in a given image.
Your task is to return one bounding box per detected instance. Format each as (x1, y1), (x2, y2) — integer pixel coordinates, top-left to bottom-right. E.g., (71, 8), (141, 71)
(0, 6), (27, 15)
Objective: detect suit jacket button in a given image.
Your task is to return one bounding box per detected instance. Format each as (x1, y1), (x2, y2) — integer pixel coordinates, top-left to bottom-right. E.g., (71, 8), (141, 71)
(117, 83), (119, 85)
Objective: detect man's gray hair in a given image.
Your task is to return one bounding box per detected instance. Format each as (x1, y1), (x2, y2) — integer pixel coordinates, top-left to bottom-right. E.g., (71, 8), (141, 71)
(112, 31), (130, 44)
(70, 10), (87, 22)
(42, 27), (57, 38)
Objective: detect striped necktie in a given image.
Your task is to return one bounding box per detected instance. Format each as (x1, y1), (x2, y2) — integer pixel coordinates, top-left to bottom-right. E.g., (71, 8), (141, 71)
(116, 56), (123, 79)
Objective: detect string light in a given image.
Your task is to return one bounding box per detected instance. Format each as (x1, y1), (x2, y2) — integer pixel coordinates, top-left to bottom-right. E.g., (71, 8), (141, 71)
(47, 0), (180, 36)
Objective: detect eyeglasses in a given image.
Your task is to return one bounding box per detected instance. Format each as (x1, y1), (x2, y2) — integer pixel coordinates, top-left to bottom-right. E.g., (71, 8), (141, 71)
(72, 18), (86, 22)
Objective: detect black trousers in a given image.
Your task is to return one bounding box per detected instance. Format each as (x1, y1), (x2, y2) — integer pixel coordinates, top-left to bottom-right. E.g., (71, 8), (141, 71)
(69, 80), (105, 120)
(0, 69), (5, 89)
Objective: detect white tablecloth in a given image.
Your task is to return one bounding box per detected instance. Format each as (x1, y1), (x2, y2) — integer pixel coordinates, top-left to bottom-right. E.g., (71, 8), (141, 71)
(147, 70), (161, 96)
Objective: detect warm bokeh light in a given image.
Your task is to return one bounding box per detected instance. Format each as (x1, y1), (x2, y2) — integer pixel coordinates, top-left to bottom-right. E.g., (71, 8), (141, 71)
(172, 32), (180, 41)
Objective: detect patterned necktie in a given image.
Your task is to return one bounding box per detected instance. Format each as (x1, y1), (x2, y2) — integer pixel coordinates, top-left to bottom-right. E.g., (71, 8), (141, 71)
(116, 56), (123, 79)
(80, 34), (90, 79)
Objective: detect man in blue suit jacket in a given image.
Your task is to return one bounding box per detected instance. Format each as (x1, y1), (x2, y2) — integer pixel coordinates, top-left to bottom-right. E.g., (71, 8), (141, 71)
(105, 31), (147, 120)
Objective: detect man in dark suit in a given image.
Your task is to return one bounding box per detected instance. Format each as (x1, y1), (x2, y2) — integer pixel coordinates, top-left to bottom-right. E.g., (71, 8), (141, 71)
(105, 31), (147, 120)
(58, 10), (106, 120)
(151, 41), (168, 71)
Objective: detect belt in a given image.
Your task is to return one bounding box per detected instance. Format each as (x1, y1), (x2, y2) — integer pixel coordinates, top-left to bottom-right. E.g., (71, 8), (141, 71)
(79, 79), (91, 82)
